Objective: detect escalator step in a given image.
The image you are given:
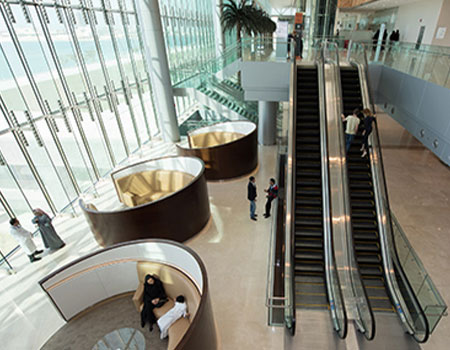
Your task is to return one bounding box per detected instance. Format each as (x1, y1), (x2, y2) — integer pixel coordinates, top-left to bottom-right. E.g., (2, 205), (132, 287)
(352, 220), (377, 230)
(295, 263), (324, 273)
(295, 239), (323, 250)
(352, 209), (376, 218)
(349, 181), (372, 190)
(357, 254), (381, 264)
(295, 250), (324, 260)
(351, 199), (375, 209)
(355, 242), (379, 252)
(353, 230), (378, 240)
(297, 114), (319, 121)
(295, 274), (324, 283)
(297, 161), (320, 169)
(296, 207), (322, 216)
(349, 172), (371, 180)
(295, 218), (322, 227)
(296, 154), (320, 162)
(362, 277), (385, 287)
(295, 228), (323, 238)
(297, 169), (321, 177)
(297, 121), (319, 129)
(360, 265), (383, 276)
(296, 196), (321, 204)
(296, 144), (320, 152)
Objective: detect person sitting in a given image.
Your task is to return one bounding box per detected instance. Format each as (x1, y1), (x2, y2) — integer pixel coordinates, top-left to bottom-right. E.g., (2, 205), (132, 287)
(157, 295), (189, 340)
(141, 274), (168, 331)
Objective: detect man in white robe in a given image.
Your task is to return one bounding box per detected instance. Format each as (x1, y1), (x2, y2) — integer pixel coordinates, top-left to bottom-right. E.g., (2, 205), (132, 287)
(9, 218), (43, 263)
(157, 295), (189, 339)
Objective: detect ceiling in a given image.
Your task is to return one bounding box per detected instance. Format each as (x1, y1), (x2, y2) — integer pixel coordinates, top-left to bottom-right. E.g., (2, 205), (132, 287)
(269, 0), (297, 9)
(350, 0), (423, 11)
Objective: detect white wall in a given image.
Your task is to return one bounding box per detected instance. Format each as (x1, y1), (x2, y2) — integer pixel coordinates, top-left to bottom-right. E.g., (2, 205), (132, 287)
(432, 0), (450, 47)
(395, 0), (444, 45)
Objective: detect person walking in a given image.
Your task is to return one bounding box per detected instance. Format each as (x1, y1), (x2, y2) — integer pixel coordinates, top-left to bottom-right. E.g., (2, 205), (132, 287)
(360, 108), (376, 158)
(32, 209), (65, 250)
(342, 109), (361, 153)
(247, 176), (257, 221)
(9, 218), (43, 263)
(264, 178), (278, 219)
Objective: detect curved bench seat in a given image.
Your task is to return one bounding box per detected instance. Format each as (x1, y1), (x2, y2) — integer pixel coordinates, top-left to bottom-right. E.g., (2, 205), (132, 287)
(132, 261), (201, 350)
(80, 156), (210, 247)
(39, 240), (218, 350)
(176, 121), (258, 180)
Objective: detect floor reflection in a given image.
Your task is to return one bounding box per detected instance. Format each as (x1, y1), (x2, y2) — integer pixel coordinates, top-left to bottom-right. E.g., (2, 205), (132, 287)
(93, 328), (145, 350)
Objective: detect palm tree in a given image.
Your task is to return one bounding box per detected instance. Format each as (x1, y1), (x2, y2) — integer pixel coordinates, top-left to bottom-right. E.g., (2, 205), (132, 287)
(220, 1), (276, 81)
(221, 1), (275, 52)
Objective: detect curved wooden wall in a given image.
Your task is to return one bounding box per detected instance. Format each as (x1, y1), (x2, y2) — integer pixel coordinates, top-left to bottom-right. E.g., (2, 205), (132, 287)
(176, 122), (258, 180)
(39, 239), (218, 350)
(80, 157), (210, 247)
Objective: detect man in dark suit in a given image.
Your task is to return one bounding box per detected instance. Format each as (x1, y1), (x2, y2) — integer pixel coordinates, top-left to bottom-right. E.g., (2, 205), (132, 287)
(264, 178), (278, 218)
(247, 176), (257, 221)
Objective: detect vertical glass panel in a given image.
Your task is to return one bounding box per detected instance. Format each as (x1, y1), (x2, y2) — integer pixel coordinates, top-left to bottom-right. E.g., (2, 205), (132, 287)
(19, 126), (71, 211)
(41, 116), (95, 192)
(0, 133), (51, 213)
(0, 200), (17, 255)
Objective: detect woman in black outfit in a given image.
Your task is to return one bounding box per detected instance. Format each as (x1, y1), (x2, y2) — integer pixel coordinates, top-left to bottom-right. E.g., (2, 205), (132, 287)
(141, 274), (167, 331)
(361, 108), (376, 158)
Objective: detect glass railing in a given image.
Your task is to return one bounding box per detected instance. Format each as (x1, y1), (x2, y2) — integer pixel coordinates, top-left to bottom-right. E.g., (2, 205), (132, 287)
(174, 37), (293, 88)
(348, 41), (450, 89)
(391, 212), (448, 334)
(352, 43), (443, 342)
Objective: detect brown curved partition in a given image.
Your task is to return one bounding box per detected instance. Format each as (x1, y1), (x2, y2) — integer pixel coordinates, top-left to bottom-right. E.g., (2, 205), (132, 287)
(176, 121), (258, 180)
(80, 156), (210, 247)
(39, 239), (218, 350)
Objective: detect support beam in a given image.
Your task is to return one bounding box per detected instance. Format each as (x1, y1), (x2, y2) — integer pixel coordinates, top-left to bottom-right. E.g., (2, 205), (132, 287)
(136, 0), (180, 142)
(258, 101), (278, 145)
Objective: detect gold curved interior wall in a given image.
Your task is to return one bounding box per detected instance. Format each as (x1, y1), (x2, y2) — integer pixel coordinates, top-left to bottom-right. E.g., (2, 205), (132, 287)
(189, 131), (245, 148)
(115, 170), (194, 207)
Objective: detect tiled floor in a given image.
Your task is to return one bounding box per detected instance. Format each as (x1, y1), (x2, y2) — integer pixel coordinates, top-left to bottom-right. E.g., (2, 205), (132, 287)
(376, 111), (450, 350)
(0, 111), (449, 350)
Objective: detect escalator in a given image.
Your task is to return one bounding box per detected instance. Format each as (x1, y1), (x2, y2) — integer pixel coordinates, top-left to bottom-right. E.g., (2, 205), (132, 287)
(340, 67), (394, 313)
(294, 67), (328, 310)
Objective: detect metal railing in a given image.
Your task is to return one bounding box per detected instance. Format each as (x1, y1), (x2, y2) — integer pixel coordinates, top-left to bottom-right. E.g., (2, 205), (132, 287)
(317, 47), (348, 339)
(324, 41), (376, 340)
(284, 46), (297, 335)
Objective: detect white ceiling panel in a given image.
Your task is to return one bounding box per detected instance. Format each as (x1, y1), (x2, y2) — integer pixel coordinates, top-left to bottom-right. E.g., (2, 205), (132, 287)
(351, 0), (423, 11)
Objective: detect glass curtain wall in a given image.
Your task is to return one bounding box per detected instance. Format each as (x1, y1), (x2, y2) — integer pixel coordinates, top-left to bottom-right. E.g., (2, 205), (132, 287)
(158, 0), (216, 119)
(0, 0), (159, 261)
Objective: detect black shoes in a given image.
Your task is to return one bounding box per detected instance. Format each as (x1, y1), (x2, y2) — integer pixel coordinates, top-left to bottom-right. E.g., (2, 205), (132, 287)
(251, 217), (257, 221)
(29, 255), (42, 263)
(35, 250), (44, 255)
(263, 214), (271, 218)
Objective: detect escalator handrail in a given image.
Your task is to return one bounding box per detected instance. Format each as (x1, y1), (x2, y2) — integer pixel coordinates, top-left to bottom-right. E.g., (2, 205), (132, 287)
(284, 45), (297, 335)
(317, 47), (348, 340)
(325, 41), (376, 340)
(356, 46), (430, 343)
